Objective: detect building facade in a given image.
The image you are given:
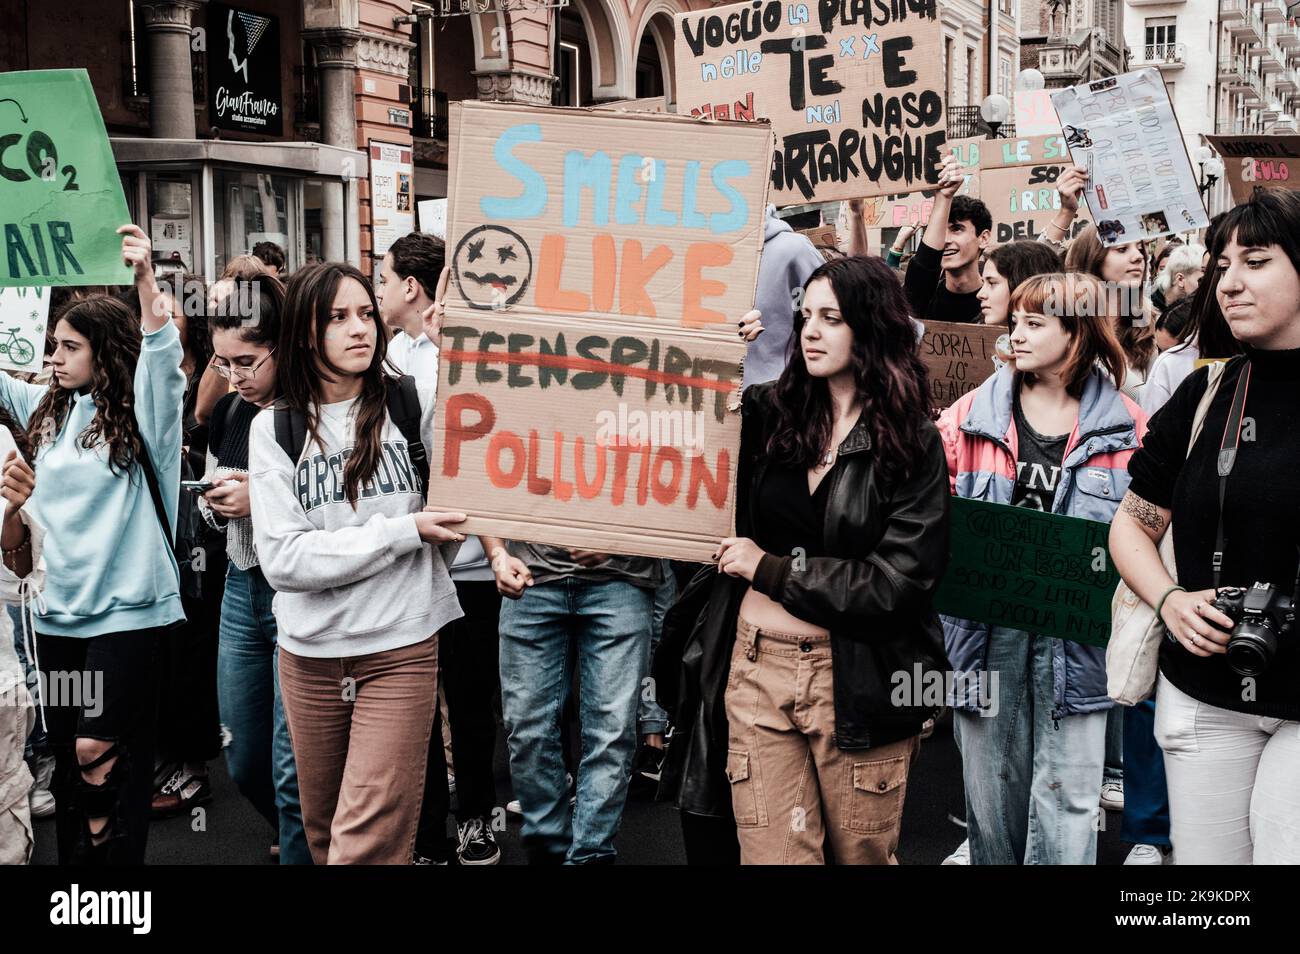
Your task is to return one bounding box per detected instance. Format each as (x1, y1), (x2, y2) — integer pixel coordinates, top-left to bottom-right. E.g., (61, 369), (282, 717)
(1020, 0), (1129, 89)
(1121, 0), (1300, 213)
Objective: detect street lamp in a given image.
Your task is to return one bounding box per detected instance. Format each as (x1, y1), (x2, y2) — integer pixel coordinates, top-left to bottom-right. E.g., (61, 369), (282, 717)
(980, 94), (1011, 139)
(1192, 145), (1224, 199)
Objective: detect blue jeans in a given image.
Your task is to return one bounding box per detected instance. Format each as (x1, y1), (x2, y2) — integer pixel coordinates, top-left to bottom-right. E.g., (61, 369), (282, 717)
(1104, 707), (1124, 784)
(955, 628), (1107, 864)
(216, 563), (311, 865)
(637, 562), (675, 737)
(499, 577), (652, 864)
(1120, 700), (1170, 846)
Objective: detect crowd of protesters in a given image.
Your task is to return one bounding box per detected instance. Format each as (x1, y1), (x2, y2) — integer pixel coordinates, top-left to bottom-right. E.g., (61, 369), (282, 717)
(1, 156), (1296, 868)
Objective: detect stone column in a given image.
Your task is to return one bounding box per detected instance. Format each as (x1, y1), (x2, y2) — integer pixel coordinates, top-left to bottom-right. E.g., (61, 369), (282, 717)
(304, 28), (362, 263)
(141, 1), (204, 139)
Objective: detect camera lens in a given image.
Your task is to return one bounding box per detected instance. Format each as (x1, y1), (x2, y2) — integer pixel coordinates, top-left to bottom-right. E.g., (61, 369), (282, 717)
(1227, 620), (1277, 677)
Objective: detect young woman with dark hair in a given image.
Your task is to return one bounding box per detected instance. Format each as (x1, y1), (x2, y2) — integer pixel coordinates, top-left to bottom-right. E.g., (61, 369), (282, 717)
(1111, 189), (1300, 864)
(939, 273), (1148, 865)
(977, 241), (1064, 326)
(188, 276), (309, 864)
(662, 255), (951, 865)
(1064, 224), (1157, 400)
(247, 262), (465, 864)
(0, 226), (186, 865)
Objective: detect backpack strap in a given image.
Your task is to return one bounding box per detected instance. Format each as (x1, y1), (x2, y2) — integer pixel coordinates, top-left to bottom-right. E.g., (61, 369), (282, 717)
(273, 402), (309, 467)
(385, 374), (429, 494)
(135, 443), (174, 545)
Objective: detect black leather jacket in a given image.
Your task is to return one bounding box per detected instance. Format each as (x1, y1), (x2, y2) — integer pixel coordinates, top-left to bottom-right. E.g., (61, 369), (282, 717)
(656, 382), (952, 817)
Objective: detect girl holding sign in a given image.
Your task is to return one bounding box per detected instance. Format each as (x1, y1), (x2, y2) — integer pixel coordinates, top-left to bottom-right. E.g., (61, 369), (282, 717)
(665, 256), (950, 865)
(937, 273), (1148, 865)
(0, 226), (187, 865)
(247, 263), (464, 865)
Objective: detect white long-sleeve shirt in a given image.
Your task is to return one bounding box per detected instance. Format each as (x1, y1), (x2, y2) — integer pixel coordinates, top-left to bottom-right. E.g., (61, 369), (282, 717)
(247, 384), (462, 658)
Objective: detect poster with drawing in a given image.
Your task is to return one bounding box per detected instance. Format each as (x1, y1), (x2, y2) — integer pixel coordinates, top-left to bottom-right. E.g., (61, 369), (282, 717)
(430, 102), (769, 560)
(0, 286), (50, 373)
(1049, 69), (1207, 246)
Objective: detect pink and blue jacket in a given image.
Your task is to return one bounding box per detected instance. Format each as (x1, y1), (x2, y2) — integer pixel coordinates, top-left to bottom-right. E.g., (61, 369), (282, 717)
(936, 365), (1149, 717)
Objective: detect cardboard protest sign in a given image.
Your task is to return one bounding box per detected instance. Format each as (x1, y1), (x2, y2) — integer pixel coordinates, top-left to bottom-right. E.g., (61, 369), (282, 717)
(1206, 134), (1300, 206)
(674, 0), (946, 205)
(798, 223), (839, 248)
(855, 136), (980, 229)
(430, 102), (766, 560)
(1050, 69), (1207, 247)
(0, 69), (132, 288)
(971, 134), (1092, 244)
(1013, 89), (1060, 137)
(0, 286), (49, 373)
(934, 497), (1120, 647)
(919, 320), (1007, 409)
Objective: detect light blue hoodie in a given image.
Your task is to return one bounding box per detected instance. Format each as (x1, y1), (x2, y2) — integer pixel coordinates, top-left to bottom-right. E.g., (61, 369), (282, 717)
(0, 320), (186, 637)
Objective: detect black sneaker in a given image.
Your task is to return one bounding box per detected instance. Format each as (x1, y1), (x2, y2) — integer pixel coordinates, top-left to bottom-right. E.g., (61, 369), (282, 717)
(456, 817), (502, 865)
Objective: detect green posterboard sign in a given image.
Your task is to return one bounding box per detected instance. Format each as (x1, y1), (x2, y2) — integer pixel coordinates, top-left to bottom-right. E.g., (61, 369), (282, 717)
(934, 497), (1119, 647)
(0, 69), (132, 287)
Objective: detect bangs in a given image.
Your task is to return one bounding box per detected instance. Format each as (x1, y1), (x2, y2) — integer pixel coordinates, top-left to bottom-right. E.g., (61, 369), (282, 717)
(1210, 189), (1300, 262)
(1009, 272), (1104, 320)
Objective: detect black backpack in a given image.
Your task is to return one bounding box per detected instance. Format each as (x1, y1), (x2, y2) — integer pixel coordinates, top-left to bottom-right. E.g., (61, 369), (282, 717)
(273, 375), (429, 494)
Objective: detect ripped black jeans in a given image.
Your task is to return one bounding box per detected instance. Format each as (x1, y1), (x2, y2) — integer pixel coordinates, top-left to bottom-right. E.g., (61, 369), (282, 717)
(36, 628), (162, 865)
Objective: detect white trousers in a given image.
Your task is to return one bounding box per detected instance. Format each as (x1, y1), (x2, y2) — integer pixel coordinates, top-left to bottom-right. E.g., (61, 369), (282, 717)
(1155, 672), (1300, 864)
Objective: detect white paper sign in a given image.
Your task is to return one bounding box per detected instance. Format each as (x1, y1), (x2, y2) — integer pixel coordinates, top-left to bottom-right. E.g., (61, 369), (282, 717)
(418, 198), (447, 241)
(0, 286), (50, 373)
(1050, 69), (1207, 246)
(369, 140), (415, 258)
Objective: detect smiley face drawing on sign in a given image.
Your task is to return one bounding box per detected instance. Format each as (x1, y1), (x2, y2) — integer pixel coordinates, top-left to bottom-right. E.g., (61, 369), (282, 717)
(452, 224), (533, 311)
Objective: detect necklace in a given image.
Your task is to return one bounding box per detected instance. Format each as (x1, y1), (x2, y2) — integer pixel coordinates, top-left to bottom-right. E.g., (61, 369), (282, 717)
(820, 447), (836, 467)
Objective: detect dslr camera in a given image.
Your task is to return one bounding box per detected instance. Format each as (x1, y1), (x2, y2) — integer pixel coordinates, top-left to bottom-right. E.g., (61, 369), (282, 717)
(1210, 582), (1296, 677)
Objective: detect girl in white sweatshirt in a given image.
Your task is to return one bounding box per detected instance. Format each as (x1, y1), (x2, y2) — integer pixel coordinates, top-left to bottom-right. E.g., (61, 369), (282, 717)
(248, 262), (464, 864)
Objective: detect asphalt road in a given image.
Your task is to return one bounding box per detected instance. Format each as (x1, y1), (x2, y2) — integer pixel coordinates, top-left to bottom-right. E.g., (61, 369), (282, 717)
(30, 711), (1132, 865)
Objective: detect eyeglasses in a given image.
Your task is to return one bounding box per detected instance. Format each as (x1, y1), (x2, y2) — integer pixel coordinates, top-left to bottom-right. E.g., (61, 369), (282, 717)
(212, 348), (275, 382)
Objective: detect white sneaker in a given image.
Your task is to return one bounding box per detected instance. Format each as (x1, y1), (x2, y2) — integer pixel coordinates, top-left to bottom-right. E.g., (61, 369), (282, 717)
(28, 753), (55, 819)
(941, 838), (971, 865)
(1124, 843), (1172, 865)
(506, 773), (575, 816)
(1100, 779), (1124, 812)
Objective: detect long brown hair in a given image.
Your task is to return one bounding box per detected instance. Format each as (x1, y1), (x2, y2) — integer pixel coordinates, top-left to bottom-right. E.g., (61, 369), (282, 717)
(27, 296), (146, 474)
(277, 263), (390, 507)
(767, 256), (930, 484)
(1010, 273), (1127, 398)
(1064, 223), (1155, 373)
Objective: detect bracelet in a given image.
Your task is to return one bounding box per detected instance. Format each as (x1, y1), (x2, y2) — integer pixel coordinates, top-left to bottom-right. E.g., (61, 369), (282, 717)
(1154, 584), (1185, 621)
(2, 525), (30, 570)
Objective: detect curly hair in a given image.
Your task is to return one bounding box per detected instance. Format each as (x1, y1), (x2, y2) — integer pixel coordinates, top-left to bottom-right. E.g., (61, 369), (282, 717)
(766, 256), (931, 485)
(278, 263), (391, 507)
(27, 296), (146, 475)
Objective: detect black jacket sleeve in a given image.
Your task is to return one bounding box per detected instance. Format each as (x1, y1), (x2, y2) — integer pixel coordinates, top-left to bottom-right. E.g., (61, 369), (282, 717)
(902, 241), (944, 322)
(750, 423), (951, 629)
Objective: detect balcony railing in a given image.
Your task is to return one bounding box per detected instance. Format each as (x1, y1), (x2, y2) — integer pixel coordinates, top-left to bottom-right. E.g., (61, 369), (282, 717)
(1219, 0), (1247, 17)
(412, 87), (449, 141)
(946, 104), (1015, 139)
(1261, 0), (1287, 24)
(1136, 42), (1186, 66)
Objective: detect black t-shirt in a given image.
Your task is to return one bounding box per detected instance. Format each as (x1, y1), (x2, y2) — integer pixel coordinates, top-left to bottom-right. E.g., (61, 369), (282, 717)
(1011, 388), (1068, 513)
(1127, 348), (1300, 719)
(753, 460), (833, 559)
(903, 242), (983, 324)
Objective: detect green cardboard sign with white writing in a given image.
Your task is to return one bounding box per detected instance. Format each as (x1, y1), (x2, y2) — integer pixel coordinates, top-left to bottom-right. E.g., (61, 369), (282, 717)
(0, 69), (132, 287)
(934, 497), (1119, 647)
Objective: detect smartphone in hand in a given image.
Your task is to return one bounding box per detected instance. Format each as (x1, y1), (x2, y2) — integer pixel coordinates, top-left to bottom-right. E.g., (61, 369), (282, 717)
(181, 480), (218, 495)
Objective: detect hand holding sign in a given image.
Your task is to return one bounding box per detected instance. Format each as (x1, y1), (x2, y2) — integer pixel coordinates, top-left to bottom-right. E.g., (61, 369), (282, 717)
(415, 506), (467, 544)
(936, 152), (965, 199)
(738, 308), (763, 342)
(1, 450), (34, 517)
(1056, 164), (1088, 214)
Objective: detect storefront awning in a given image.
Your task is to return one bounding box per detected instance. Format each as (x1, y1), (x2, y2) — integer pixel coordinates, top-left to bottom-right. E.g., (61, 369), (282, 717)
(109, 137), (366, 178)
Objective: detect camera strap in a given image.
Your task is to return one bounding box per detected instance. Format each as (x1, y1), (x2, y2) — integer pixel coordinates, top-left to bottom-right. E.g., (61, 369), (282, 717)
(1213, 361), (1253, 590)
